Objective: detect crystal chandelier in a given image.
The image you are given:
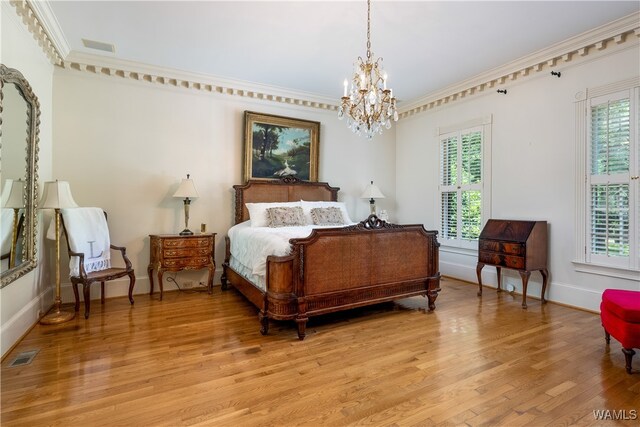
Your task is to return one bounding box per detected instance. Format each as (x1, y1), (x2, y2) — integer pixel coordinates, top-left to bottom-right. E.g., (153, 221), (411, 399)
(338, 0), (398, 139)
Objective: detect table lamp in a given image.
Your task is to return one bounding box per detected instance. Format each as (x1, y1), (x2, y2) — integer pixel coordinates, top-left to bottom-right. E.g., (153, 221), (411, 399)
(2, 179), (25, 268)
(173, 174), (199, 235)
(360, 180), (385, 215)
(39, 180), (78, 325)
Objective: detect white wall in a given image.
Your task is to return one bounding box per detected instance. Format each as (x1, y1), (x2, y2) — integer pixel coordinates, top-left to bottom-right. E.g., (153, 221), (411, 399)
(396, 44), (640, 311)
(52, 68), (396, 301)
(1, 2), (55, 357)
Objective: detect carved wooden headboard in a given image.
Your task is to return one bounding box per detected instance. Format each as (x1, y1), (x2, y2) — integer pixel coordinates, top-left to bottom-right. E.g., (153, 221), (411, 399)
(233, 176), (339, 224)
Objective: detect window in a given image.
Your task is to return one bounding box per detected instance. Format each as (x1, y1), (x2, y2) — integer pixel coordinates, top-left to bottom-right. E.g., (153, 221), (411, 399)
(575, 79), (639, 276)
(438, 117), (491, 250)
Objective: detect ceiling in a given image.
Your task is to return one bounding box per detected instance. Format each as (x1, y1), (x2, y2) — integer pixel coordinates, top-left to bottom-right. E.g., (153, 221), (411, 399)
(48, 1), (639, 104)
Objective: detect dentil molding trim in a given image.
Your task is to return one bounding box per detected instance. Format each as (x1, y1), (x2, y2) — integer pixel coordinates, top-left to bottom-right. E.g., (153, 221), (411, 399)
(12, 1), (640, 117)
(9, 0), (64, 66)
(59, 52), (339, 112)
(399, 12), (640, 118)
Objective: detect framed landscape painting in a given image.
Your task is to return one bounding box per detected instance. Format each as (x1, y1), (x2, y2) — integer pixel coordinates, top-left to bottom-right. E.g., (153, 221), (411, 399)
(244, 111), (320, 182)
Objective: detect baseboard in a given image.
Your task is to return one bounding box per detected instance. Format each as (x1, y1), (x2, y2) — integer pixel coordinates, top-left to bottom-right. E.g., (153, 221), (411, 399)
(1, 287), (52, 359)
(59, 269), (224, 302)
(440, 260), (603, 312)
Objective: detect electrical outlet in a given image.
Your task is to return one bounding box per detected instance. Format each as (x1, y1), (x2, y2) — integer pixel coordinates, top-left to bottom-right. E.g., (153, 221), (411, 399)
(183, 281), (193, 289)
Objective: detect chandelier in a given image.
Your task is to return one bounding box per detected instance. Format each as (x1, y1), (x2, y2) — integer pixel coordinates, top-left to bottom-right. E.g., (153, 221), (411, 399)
(338, 0), (398, 139)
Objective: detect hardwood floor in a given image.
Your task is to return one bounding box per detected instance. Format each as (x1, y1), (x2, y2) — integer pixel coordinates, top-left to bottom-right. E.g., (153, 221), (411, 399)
(2, 278), (639, 426)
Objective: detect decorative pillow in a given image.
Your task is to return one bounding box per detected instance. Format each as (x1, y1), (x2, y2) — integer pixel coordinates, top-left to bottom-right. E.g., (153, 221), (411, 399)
(310, 207), (345, 226)
(246, 202), (301, 227)
(266, 206), (306, 227)
(300, 200), (353, 224)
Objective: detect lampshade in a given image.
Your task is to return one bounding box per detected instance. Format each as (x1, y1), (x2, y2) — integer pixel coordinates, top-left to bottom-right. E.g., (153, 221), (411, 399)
(39, 181), (78, 209)
(360, 181), (385, 200)
(1, 179), (25, 208)
(173, 175), (199, 199)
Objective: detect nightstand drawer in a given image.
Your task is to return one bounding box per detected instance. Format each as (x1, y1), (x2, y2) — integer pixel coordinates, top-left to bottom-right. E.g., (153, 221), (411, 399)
(162, 247), (210, 258)
(163, 256), (211, 269)
(162, 237), (211, 249)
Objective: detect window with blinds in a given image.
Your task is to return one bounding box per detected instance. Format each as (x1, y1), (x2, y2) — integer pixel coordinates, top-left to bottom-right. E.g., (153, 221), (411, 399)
(586, 89), (638, 269)
(439, 127), (484, 247)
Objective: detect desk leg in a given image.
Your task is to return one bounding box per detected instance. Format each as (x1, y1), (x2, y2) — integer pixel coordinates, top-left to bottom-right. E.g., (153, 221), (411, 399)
(496, 266), (502, 292)
(519, 270), (531, 309)
(147, 265), (154, 295)
(157, 270), (164, 301)
(540, 268), (549, 304)
(476, 262), (485, 296)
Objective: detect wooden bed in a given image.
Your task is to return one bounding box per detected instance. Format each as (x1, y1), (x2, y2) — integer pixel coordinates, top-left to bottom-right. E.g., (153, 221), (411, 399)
(221, 177), (441, 340)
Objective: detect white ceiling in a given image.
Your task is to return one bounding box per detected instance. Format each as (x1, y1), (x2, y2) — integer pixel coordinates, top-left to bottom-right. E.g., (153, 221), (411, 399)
(48, 1), (640, 103)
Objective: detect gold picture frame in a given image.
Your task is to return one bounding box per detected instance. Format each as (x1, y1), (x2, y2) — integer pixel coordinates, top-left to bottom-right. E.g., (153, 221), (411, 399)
(244, 111), (320, 182)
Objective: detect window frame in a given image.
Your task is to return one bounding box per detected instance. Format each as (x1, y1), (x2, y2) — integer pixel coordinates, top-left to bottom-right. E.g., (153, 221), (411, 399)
(574, 78), (640, 278)
(437, 116), (492, 251)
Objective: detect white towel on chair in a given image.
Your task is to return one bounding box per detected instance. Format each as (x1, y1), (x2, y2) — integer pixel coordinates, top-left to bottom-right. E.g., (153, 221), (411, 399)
(61, 207), (111, 277)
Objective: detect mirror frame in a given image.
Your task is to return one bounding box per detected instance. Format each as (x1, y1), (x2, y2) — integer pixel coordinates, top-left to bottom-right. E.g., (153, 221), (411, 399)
(1, 64), (40, 288)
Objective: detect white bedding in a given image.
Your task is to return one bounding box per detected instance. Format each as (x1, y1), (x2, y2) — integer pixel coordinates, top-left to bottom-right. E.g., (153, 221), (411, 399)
(228, 220), (354, 280)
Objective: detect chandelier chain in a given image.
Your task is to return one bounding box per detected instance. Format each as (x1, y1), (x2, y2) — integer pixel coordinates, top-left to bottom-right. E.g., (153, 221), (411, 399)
(366, 0), (371, 60)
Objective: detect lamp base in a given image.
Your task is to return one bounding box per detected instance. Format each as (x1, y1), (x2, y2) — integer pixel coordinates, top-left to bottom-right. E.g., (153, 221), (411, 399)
(179, 229), (194, 236)
(40, 309), (75, 325)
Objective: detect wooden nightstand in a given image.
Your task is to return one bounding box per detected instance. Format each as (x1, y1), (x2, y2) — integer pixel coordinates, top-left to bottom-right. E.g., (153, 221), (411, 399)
(148, 233), (216, 300)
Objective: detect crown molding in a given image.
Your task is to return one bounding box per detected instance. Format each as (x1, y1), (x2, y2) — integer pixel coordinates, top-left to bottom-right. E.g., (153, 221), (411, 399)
(9, 0), (64, 66)
(27, 0), (70, 59)
(58, 52), (339, 112)
(399, 11), (640, 118)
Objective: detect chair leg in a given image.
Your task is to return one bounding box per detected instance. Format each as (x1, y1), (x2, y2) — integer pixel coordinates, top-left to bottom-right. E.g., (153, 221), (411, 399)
(83, 284), (91, 319)
(622, 348), (635, 374)
(72, 282), (80, 312)
(128, 272), (135, 305)
(605, 329), (610, 344)
(101, 282), (105, 304)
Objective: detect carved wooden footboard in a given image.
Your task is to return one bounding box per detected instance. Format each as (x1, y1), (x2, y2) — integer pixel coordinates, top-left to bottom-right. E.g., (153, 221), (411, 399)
(267, 216), (440, 339)
(221, 178), (441, 340)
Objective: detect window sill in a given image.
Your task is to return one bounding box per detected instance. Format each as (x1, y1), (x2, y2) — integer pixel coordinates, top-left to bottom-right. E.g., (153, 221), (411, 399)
(572, 261), (640, 281)
(440, 245), (478, 257)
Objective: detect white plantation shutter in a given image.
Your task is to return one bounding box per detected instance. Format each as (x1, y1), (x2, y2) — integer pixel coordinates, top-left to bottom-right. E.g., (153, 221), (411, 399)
(441, 192), (457, 239)
(586, 89), (638, 269)
(439, 127), (484, 248)
(461, 131), (482, 185)
(590, 184), (629, 257)
(590, 98), (630, 175)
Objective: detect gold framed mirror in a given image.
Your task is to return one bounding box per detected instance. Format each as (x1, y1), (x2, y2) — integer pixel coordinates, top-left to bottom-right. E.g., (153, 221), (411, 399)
(1, 64), (40, 287)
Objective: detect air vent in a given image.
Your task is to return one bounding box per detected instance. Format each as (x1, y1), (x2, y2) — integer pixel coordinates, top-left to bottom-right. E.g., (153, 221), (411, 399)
(8, 349), (39, 367)
(82, 38), (115, 53)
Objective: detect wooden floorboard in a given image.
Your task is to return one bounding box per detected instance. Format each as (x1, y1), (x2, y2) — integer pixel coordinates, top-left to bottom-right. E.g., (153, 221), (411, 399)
(1, 278), (639, 426)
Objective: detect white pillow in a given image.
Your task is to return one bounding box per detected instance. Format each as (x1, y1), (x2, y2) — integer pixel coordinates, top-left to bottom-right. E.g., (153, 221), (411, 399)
(246, 201), (301, 227)
(300, 200), (353, 224)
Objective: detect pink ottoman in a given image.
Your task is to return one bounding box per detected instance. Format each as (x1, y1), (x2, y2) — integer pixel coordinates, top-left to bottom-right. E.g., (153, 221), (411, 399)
(600, 289), (640, 374)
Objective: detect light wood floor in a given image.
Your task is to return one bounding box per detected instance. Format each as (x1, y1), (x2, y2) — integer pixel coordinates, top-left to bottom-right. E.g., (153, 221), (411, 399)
(2, 278), (639, 426)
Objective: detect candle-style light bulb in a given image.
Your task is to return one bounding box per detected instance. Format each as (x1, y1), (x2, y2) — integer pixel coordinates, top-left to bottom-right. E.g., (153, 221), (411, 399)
(343, 78), (348, 96)
(383, 72), (388, 90)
